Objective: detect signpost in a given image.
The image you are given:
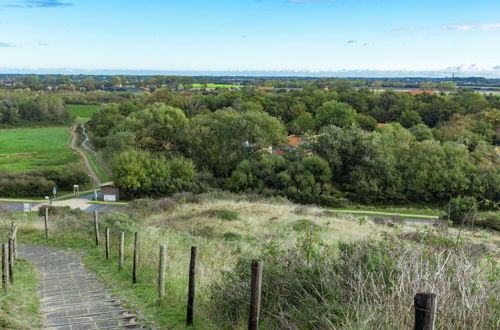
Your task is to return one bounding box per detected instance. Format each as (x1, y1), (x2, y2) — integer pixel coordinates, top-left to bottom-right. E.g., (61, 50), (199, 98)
(23, 203), (31, 214)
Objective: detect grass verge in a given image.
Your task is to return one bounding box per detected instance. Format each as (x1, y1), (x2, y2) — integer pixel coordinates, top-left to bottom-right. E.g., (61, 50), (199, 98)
(0, 259), (41, 329)
(84, 149), (111, 183)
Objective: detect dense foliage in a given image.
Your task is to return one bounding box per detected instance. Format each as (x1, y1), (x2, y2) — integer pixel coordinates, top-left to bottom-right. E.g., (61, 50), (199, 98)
(0, 165), (89, 197)
(0, 93), (71, 125)
(84, 85), (499, 209)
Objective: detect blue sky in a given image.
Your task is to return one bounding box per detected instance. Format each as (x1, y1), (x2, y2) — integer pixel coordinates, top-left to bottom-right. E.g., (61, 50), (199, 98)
(1, 0), (500, 75)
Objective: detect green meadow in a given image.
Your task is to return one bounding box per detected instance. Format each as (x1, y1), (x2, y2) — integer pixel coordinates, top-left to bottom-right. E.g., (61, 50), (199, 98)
(67, 104), (101, 123)
(0, 126), (78, 172)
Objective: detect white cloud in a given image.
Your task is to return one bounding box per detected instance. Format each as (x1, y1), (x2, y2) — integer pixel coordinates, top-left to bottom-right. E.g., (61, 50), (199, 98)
(443, 23), (500, 31)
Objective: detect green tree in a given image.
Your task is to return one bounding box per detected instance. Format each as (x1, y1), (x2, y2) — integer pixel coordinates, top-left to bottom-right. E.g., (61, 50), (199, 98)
(315, 101), (357, 129)
(182, 109), (286, 177)
(291, 112), (315, 134)
(409, 123), (434, 141)
(399, 110), (422, 128)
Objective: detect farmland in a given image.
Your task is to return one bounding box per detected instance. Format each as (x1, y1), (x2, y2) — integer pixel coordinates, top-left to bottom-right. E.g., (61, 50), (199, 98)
(67, 104), (101, 123)
(0, 126), (78, 172)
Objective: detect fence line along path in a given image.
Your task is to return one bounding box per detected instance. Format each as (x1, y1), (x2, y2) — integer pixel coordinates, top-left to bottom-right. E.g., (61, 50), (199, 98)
(18, 245), (148, 330)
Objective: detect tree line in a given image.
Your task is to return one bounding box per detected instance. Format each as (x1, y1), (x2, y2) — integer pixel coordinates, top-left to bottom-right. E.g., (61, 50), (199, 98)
(0, 93), (71, 125)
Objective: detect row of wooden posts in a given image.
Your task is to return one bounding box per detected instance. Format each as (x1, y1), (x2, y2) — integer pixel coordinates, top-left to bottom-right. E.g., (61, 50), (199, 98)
(1, 222), (18, 292)
(91, 211), (265, 329)
(42, 209), (438, 329)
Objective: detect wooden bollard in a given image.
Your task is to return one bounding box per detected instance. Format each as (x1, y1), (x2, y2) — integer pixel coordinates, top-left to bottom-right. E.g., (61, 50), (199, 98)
(119, 232), (124, 271)
(2, 243), (8, 291)
(105, 228), (110, 260)
(44, 207), (49, 239)
(414, 293), (437, 330)
(158, 244), (166, 299)
(186, 246), (198, 326)
(132, 232), (139, 283)
(248, 259), (263, 330)
(94, 211), (100, 246)
(11, 223), (17, 259)
(8, 239), (14, 284)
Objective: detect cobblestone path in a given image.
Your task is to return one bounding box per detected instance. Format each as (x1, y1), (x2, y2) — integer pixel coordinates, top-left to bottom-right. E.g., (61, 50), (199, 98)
(18, 245), (147, 330)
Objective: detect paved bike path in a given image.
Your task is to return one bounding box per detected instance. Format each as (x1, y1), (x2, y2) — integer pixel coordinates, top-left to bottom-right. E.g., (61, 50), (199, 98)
(18, 245), (147, 330)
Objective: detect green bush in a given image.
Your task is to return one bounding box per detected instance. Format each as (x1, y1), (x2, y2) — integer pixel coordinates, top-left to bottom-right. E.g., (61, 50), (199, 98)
(222, 232), (242, 241)
(291, 219), (321, 232)
(211, 209), (239, 221)
(447, 196), (478, 225)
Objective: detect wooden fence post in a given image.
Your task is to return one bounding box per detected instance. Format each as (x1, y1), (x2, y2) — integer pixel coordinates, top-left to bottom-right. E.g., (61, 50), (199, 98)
(44, 207), (49, 239)
(105, 228), (110, 260)
(94, 211), (100, 246)
(11, 223), (17, 260)
(158, 244), (166, 299)
(119, 232), (124, 271)
(132, 232), (139, 283)
(248, 259), (263, 330)
(186, 246), (198, 326)
(8, 238), (14, 284)
(2, 243), (8, 291)
(414, 293), (437, 330)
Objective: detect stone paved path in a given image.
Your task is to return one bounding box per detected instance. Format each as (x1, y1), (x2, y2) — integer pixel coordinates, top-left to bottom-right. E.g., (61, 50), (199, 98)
(18, 245), (147, 330)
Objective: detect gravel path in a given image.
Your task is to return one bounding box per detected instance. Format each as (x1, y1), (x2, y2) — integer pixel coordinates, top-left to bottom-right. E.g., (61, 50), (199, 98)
(18, 245), (147, 329)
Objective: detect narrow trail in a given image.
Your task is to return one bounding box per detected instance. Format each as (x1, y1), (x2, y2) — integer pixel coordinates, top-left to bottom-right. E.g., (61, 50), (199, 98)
(80, 124), (113, 182)
(18, 245), (147, 329)
(68, 124), (101, 186)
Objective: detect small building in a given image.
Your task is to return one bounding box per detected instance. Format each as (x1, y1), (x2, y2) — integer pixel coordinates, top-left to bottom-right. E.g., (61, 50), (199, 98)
(100, 182), (120, 202)
(272, 135), (312, 156)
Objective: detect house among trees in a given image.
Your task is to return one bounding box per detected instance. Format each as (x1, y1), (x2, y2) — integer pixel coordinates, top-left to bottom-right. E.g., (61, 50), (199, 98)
(272, 135), (312, 156)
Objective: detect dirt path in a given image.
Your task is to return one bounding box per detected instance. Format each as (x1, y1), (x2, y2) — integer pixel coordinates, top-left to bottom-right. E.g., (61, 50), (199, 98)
(68, 124), (101, 185)
(330, 209), (439, 219)
(18, 245), (146, 329)
(81, 124), (113, 181)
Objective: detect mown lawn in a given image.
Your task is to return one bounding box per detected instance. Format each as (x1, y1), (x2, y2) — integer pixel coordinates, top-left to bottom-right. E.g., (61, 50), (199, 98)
(67, 104), (101, 123)
(0, 126), (78, 172)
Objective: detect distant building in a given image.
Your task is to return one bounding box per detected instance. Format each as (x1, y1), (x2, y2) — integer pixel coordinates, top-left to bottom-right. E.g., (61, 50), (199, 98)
(272, 135), (312, 156)
(409, 89), (435, 95)
(100, 182), (120, 202)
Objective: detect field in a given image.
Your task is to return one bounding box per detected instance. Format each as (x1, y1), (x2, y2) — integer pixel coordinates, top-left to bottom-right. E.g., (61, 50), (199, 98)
(67, 104), (101, 123)
(0, 126), (78, 172)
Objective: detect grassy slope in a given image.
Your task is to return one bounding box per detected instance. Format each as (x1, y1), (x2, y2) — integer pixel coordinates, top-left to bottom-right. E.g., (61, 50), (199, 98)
(67, 104), (101, 123)
(0, 126), (78, 172)
(0, 259), (41, 329)
(7, 198), (499, 329)
(84, 148), (112, 182)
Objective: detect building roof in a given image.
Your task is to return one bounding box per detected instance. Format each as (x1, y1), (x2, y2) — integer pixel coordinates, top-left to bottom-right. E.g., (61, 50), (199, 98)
(410, 89), (435, 95)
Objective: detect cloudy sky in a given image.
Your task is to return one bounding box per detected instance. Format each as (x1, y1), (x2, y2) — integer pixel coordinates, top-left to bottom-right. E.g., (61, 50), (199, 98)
(0, 0), (499, 76)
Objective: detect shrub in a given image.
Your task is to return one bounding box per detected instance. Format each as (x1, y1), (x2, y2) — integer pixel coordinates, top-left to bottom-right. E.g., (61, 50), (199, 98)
(99, 212), (138, 234)
(222, 232), (242, 241)
(446, 196), (478, 225)
(291, 219), (321, 232)
(209, 209), (239, 221)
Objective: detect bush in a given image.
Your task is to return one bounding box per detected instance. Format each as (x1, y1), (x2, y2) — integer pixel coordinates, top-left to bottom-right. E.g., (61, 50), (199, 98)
(446, 196), (477, 225)
(222, 232), (242, 241)
(205, 209), (239, 221)
(291, 219), (321, 232)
